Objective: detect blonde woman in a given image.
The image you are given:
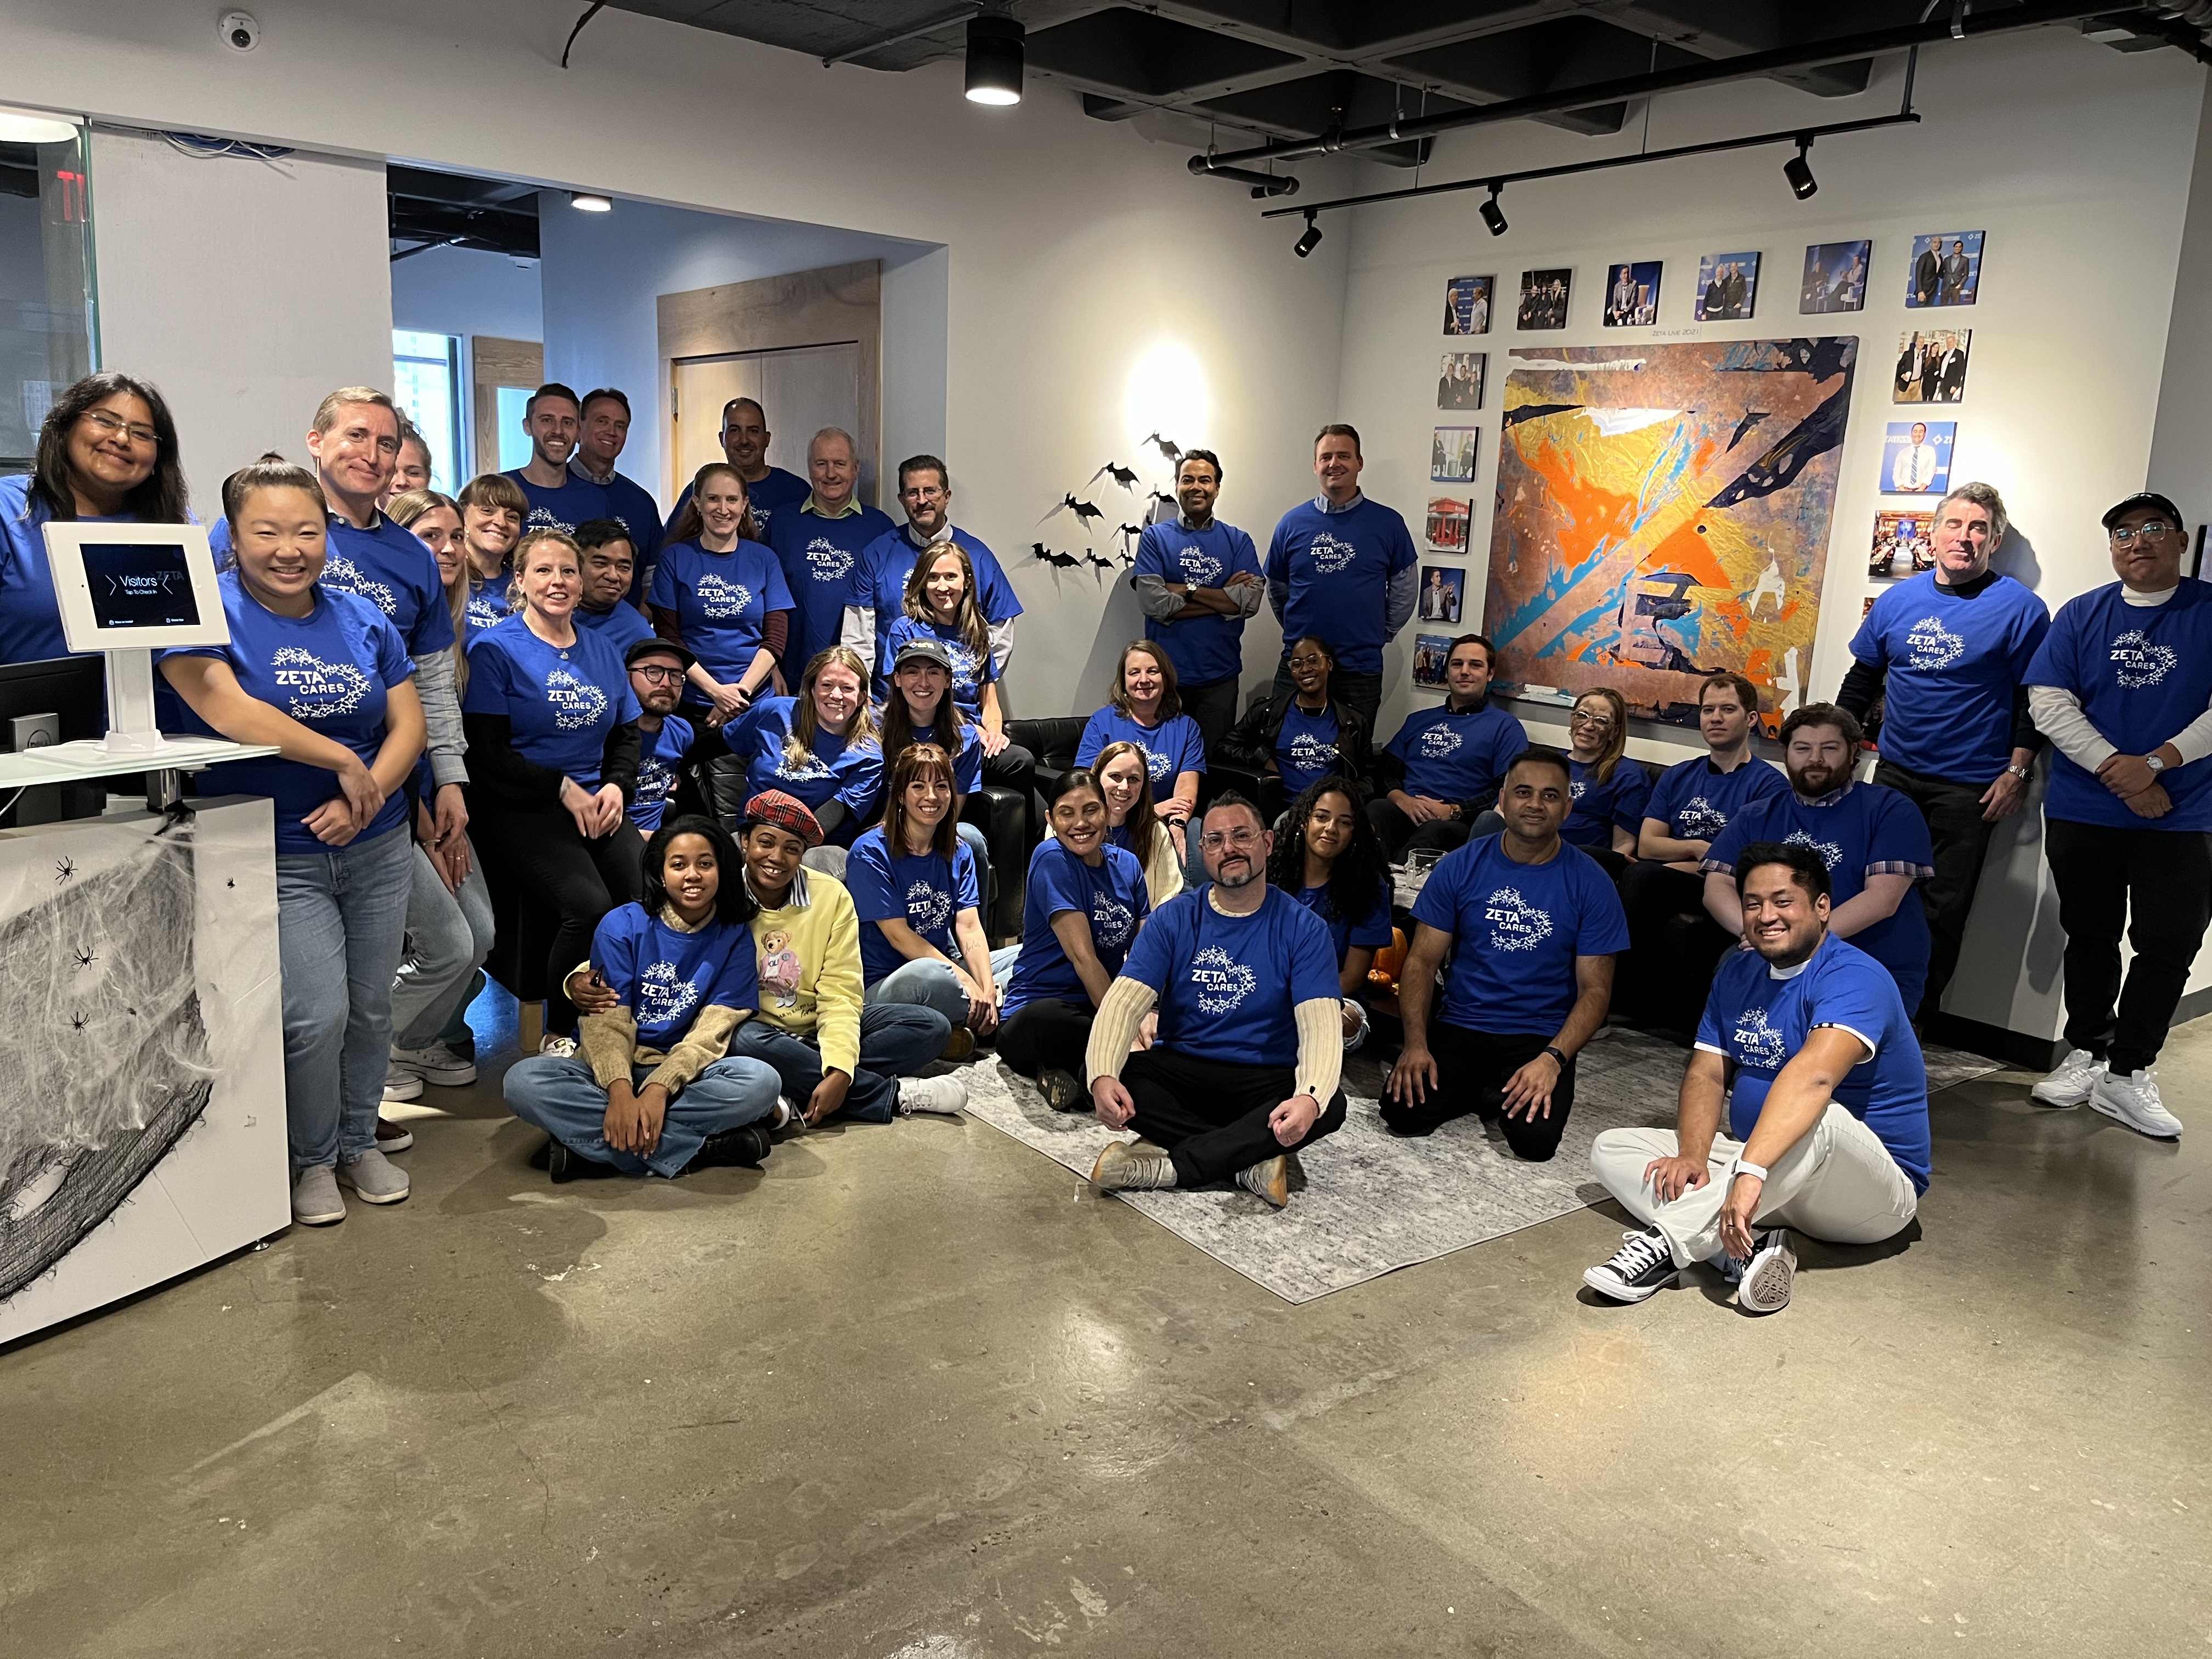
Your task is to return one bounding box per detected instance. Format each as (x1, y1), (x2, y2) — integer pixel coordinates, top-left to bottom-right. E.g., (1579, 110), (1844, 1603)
(1089, 740), (1185, 908)
(722, 645), (883, 844)
(1563, 686), (1647, 876)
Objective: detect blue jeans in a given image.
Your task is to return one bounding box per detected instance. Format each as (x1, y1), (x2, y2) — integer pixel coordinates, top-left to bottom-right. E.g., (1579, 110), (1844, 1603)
(275, 823), (416, 1170)
(864, 944), (1019, 1029)
(503, 1054), (782, 1177)
(390, 838), (494, 1050)
(726, 1003), (949, 1124)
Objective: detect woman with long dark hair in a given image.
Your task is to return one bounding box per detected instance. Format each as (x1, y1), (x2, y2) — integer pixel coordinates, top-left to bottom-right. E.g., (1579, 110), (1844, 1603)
(503, 814), (783, 1181)
(1268, 776), (1393, 1049)
(1, 371), (189, 664)
(1220, 634), (1374, 816)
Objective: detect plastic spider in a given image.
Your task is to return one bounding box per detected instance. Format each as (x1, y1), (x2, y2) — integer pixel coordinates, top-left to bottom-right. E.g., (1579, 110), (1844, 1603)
(69, 1012), (87, 1034)
(54, 857), (75, 883)
(71, 945), (95, 969)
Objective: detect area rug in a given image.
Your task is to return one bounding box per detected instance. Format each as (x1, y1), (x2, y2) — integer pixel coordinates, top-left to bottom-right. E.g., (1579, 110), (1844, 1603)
(958, 1029), (1999, 1305)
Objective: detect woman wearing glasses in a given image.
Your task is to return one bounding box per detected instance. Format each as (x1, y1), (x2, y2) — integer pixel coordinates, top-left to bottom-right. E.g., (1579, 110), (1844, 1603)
(1561, 687), (1647, 876)
(0, 371), (190, 665)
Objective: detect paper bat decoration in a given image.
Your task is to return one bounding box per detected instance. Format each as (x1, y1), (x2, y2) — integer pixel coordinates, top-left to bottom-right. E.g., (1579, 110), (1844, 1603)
(1087, 462), (1140, 491)
(1083, 552), (1117, 572)
(1114, 523), (1146, 556)
(1046, 494), (1104, 529)
(1141, 431), (1183, 464)
(1148, 490), (1176, 515)
(1030, 541), (1083, 569)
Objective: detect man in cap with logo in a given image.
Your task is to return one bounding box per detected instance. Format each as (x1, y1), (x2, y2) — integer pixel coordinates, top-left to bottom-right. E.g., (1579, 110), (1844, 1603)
(1368, 634), (1527, 859)
(1582, 841), (1930, 1314)
(767, 427), (895, 682)
(1082, 793), (1347, 1209)
(2021, 490), (2209, 1138)
(625, 637), (696, 837)
(1836, 481), (2049, 1024)
(1702, 703), (1935, 1014)
(1384, 747), (1629, 1160)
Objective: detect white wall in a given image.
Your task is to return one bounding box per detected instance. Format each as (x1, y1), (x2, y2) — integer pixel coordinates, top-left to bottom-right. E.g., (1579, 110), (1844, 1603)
(90, 128), (392, 517)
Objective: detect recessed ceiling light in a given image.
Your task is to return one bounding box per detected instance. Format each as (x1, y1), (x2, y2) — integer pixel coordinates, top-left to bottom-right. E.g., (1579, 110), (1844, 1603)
(570, 192), (612, 212)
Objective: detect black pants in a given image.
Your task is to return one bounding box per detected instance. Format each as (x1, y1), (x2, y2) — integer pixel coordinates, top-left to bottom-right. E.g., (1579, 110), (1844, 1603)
(1181, 674), (1243, 761)
(1617, 859), (1733, 1031)
(1272, 658), (1383, 735)
(2044, 817), (2212, 1075)
(1368, 798), (1475, 861)
(476, 799), (645, 1034)
(1120, 1048), (1348, 1185)
(998, 998), (1093, 1092)
(1380, 1022), (1576, 1161)
(1876, 758), (1998, 1020)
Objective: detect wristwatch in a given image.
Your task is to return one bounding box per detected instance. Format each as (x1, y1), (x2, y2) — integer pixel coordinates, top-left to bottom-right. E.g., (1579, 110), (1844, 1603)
(1541, 1045), (1566, 1066)
(2146, 754), (2168, 774)
(1730, 1157), (1769, 1184)
(2006, 762), (2032, 781)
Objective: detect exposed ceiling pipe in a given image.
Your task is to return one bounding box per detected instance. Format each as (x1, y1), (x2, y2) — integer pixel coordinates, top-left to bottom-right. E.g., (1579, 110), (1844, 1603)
(821, 4), (981, 69)
(1189, 0), (2143, 177)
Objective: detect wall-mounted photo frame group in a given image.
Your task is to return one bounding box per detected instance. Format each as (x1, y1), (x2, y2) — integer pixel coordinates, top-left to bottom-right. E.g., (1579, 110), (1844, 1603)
(1437, 352), (1486, 410)
(1801, 240), (1871, 314)
(1425, 496), (1472, 552)
(1601, 261), (1662, 327)
(1894, 329), (1971, 404)
(1882, 419), (1955, 495)
(1412, 634), (1457, 690)
(1906, 231), (1985, 307)
(1870, 509), (1937, 580)
(1516, 269), (1572, 330)
(1443, 274), (1494, 336)
(1694, 252), (1760, 320)
(1431, 426), (1480, 483)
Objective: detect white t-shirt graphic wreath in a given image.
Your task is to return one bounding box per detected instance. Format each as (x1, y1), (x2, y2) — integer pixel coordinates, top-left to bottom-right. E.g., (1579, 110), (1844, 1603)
(1287, 731), (1338, 774)
(2110, 629), (2177, 689)
(1676, 796), (1727, 838)
(905, 879), (953, 936)
(776, 749), (833, 783)
(1904, 615), (1966, 672)
(1304, 532), (1358, 575)
(1176, 548), (1224, 586)
(270, 648), (371, 720)
(1188, 945), (1256, 1014)
(1731, 1007), (1788, 1068)
(1091, 894), (1136, 951)
(1483, 887), (1553, 951)
(1782, 828), (1844, 870)
(695, 572), (753, 620)
(636, 960), (701, 1029)
(320, 555), (398, 618)
(805, 538), (854, 583)
(544, 668), (608, 731)
(1418, 726), (1463, 760)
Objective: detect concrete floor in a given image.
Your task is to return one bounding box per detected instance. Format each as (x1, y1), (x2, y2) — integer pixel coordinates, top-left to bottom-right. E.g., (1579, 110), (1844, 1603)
(4, 1002), (2208, 1659)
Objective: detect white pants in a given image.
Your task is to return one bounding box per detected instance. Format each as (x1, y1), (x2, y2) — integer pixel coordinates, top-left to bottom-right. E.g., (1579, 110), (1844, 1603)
(1590, 1102), (1918, 1269)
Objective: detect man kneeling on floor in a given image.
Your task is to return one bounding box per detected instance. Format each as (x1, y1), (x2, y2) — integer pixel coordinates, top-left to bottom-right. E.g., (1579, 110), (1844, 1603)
(1084, 793), (1348, 1208)
(1583, 842), (1932, 1313)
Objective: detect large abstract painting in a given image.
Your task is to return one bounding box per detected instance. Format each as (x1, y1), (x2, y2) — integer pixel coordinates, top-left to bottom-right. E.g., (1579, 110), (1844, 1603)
(1485, 337), (1857, 732)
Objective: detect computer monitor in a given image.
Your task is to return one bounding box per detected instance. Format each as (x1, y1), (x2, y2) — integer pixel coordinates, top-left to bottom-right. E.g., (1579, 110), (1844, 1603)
(40, 522), (229, 756)
(0, 654), (109, 826)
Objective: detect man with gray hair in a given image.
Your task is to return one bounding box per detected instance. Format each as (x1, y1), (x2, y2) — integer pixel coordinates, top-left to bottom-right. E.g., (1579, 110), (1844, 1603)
(1835, 481), (2049, 1022)
(767, 426), (895, 676)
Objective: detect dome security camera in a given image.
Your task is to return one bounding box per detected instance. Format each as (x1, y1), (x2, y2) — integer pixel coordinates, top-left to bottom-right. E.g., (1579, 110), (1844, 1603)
(219, 12), (259, 53)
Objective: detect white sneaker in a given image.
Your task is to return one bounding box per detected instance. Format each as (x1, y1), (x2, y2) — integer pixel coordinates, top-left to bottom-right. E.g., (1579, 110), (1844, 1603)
(770, 1095), (807, 1132)
(1737, 1229), (1798, 1314)
(2089, 1068), (2184, 1139)
(390, 1041), (477, 1088)
(539, 1034), (579, 1058)
(898, 1075), (968, 1116)
(2031, 1047), (2103, 1108)
(381, 1065), (425, 1104)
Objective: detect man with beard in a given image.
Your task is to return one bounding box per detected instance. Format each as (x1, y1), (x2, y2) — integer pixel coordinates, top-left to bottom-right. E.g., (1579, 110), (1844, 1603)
(572, 520), (655, 654)
(1083, 794), (1348, 1209)
(1384, 748), (1628, 1160)
(1583, 842), (1929, 1314)
(504, 383), (609, 535)
(624, 638), (696, 838)
(1702, 704), (1935, 1012)
(1132, 448), (1263, 755)
(768, 426), (895, 683)
(569, 389), (663, 602)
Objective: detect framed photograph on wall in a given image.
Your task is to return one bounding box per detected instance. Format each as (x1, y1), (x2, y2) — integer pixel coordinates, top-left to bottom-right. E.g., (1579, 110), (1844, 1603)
(1601, 261), (1662, 326)
(1416, 565), (1466, 625)
(1894, 329), (1971, 404)
(1869, 509), (1937, 580)
(1443, 274), (1494, 336)
(1801, 240), (1871, 313)
(1412, 633), (1455, 690)
(1694, 252), (1760, 320)
(1425, 496), (1472, 552)
(1431, 426), (1480, 483)
(1906, 231), (1985, 307)
(1437, 352), (1486, 410)
(1882, 420), (1955, 495)
(1516, 269), (1572, 330)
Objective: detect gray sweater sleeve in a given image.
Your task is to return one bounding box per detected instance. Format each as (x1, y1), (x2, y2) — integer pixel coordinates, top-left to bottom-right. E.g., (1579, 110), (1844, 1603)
(413, 644), (468, 788)
(1132, 574), (1184, 621)
(1383, 563), (1419, 642)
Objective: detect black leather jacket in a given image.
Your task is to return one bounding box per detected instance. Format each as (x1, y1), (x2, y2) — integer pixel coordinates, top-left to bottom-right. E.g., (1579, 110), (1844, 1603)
(1219, 692), (1373, 797)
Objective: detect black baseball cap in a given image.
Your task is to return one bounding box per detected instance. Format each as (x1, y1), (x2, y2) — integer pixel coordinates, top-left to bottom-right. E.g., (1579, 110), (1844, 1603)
(891, 636), (954, 673)
(2101, 490), (2186, 532)
(625, 636), (695, 671)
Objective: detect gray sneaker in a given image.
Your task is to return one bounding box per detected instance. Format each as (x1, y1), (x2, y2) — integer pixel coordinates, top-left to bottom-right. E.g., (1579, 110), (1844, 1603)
(335, 1148), (411, 1205)
(291, 1165), (345, 1226)
(1090, 1140), (1177, 1192)
(390, 1041), (477, 1088)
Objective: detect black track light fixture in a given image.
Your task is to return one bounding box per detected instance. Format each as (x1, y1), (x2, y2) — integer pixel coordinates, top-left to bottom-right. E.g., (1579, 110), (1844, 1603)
(964, 12), (1024, 106)
(1784, 134), (1817, 200)
(1478, 181), (1507, 237)
(1293, 209), (1323, 258)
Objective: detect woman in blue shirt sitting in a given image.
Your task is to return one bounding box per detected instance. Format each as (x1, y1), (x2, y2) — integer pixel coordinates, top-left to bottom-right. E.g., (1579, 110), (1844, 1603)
(1268, 776), (1393, 1052)
(876, 635), (994, 896)
(159, 456), (426, 1227)
(503, 815), (783, 1182)
(1075, 641), (1207, 867)
(847, 742), (998, 1061)
(1220, 635), (1373, 820)
(464, 528), (644, 1046)
(724, 644), (883, 845)
(1, 370), (190, 667)
(1564, 687), (1650, 877)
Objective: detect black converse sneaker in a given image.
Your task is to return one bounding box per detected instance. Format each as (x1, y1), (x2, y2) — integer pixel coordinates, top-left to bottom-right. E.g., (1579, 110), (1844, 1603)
(1582, 1227), (1680, 1302)
(1737, 1229), (1797, 1314)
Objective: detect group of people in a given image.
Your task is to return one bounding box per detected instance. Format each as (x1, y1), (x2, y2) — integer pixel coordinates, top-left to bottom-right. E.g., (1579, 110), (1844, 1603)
(2, 375), (2201, 1318)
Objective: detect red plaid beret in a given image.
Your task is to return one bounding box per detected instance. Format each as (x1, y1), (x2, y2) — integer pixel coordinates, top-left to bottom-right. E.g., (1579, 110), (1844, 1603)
(742, 789), (823, 849)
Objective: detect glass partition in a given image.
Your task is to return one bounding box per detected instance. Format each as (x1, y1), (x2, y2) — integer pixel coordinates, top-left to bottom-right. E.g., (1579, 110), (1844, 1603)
(0, 109), (95, 476)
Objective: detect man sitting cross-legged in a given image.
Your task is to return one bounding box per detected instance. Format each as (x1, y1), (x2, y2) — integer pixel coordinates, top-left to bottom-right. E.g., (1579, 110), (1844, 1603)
(1084, 793), (1348, 1209)
(1583, 842), (1932, 1314)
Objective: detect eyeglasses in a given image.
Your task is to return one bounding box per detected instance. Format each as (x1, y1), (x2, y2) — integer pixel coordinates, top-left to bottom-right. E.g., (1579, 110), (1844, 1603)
(1200, 828), (1264, 850)
(1287, 654), (1329, 669)
(901, 486), (947, 503)
(1570, 709), (1617, 729)
(630, 663), (684, 684)
(2110, 522), (2174, 546)
(80, 409), (159, 447)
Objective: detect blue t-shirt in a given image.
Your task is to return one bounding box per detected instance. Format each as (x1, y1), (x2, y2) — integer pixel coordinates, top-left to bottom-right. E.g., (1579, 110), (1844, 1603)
(1384, 699), (1528, 803)
(768, 501), (896, 681)
(846, 825), (984, 983)
(504, 469), (609, 537)
(1263, 498), (1418, 674)
(465, 571), (515, 634)
(1276, 702), (1346, 797)
(1413, 836), (1629, 1034)
(1851, 572), (2049, 781)
(1002, 840), (1150, 1017)
(1565, 757), (1651, 849)
(851, 525), (1024, 640)
(664, 466), (810, 545)
(574, 466), (664, 602)
(1120, 885), (1341, 1069)
(1644, 754), (1790, 843)
(590, 902), (759, 1050)
(1133, 517), (1263, 687)
(226, 511), (458, 662)
(1075, 706), (1208, 789)
(881, 614), (996, 718)
(573, 599), (655, 655)
(647, 538), (794, 691)
(0, 475), (148, 665)
(726, 695), (884, 823)
(1699, 933), (1932, 1193)
(885, 716), (983, 796)
(1291, 874), (1393, 970)
(159, 572), (414, 855)
(462, 613), (641, 788)
(629, 715), (693, 834)
(2025, 580), (2212, 832)
(1704, 783), (1935, 1002)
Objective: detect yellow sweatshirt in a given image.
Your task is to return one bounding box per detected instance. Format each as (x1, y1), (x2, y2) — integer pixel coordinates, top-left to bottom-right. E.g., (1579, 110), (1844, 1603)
(748, 869), (864, 1078)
